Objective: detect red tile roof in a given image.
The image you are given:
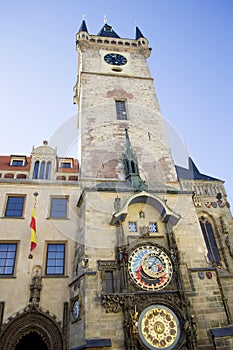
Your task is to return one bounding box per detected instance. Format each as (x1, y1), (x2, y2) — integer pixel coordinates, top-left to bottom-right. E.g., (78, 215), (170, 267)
(0, 156), (31, 171)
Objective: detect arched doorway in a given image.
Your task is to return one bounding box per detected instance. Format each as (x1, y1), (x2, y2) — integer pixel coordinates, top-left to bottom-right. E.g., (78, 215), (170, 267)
(15, 331), (48, 350)
(0, 307), (64, 350)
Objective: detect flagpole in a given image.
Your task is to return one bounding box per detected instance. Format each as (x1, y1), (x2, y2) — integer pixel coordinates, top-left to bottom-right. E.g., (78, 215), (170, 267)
(28, 192), (39, 259)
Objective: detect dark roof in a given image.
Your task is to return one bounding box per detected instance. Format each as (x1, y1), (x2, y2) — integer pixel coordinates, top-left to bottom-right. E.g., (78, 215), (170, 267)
(135, 26), (145, 39)
(97, 23), (120, 38)
(175, 157), (222, 182)
(210, 326), (233, 338)
(71, 339), (111, 349)
(78, 19), (88, 33)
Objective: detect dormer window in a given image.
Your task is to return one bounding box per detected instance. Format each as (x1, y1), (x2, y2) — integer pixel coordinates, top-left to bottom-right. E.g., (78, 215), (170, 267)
(12, 160), (23, 166)
(104, 25), (112, 33)
(58, 159), (73, 169)
(10, 156), (27, 167)
(60, 162), (71, 169)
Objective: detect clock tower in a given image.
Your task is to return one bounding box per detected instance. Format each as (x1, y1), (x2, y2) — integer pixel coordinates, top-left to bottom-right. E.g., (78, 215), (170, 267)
(70, 19), (233, 350)
(73, 20), (177, 185)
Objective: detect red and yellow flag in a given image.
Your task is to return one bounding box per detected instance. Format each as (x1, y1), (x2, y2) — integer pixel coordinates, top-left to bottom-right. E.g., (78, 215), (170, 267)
(30, 205), (37, 252)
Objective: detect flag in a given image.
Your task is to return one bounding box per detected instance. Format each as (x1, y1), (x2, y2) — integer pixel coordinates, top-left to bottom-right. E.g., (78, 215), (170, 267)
(30, 205), (37, 252)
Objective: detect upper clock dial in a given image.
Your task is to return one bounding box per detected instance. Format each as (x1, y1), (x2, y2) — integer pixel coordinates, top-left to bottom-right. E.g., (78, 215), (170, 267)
(128, 245), (173, 291)
(104, 53), (127, 66)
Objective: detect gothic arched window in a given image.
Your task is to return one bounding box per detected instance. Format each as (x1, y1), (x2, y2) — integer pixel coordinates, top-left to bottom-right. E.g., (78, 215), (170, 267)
(39, 161), (45, 179)
(199, 216), (221, 267)
(33, 161), (39, 179)
(33, 161), (52, 180)
(45, 161), (51, 179)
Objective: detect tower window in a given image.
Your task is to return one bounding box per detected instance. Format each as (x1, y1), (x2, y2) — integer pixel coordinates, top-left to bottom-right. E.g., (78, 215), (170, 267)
(149, 222), (158, 233)
(199, 217), (221, 266)
(129, 222), (137, 232)
(0, 243), (17, 275)
(105, 271), (114, 294)
(115, 100), (127, 120)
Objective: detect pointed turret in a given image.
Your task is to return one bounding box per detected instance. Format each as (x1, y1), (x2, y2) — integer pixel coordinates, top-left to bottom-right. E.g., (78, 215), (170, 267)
(135, 26), (145, 40)
(97, 23), (120, 38)
(123, 129), (147, 190)
(78, 18), (88, 33)
(124, 129), (139, 177)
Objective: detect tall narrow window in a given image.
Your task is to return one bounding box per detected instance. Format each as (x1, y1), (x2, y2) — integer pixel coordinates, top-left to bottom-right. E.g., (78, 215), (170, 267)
(39, 161), (45, 179)
(45, 161), (51, 180)
(5, 196), (25, 217)
(0, 243), (17, 275)
(116, 100), (127, 120)
(199, 217), (221, 266)
(33, 161), (39, 179)
(131, 160), (136, 174)
(46, 243), (65, 275)
(105, 271), (114, 294)
(33, 161), (52, 180)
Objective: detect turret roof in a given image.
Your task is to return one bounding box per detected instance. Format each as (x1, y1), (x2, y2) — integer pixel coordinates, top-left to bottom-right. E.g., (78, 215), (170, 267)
(97, 23), (120, 38)
(175, 157), (222, 181)
(77, 19), (146, 41)
(135, 26), (145, 39)
(78, 19), (88, 33)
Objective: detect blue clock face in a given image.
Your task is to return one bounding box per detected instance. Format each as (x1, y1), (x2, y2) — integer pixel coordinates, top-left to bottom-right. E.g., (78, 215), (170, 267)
(72, 300), (80, 319)
(128, 245), (173, 291)
(104, 53), (127, 66)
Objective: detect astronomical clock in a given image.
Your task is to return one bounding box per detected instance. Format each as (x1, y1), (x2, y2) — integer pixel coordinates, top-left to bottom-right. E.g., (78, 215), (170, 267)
(99, 197), (197, 350)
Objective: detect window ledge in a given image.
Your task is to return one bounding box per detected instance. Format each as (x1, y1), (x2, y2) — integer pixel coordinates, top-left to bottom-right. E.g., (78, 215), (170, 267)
(46, 217), (70, 220)
(1, 217), (25, 219)
(42, 275), (69, 278)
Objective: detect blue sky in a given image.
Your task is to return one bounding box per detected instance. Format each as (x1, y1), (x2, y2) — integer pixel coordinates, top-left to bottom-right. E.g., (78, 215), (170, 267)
(0, 1), (232, 205)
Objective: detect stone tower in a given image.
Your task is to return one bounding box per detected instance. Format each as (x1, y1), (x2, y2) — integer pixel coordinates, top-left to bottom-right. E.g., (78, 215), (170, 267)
(73, 20), (177, 185)
(70, 19), (233, 350)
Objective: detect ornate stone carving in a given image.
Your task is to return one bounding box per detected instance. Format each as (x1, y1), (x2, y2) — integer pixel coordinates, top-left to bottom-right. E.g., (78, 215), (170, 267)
(101, 294), (124, 313)
(29, 267), (42, 305)
(0, 305), (64, 350)
(139, 225), (149, 236)
(192, 193), (201, 207)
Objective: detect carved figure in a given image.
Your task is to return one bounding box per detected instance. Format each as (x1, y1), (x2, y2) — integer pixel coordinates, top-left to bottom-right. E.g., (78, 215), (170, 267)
(29, 270), (42, 305)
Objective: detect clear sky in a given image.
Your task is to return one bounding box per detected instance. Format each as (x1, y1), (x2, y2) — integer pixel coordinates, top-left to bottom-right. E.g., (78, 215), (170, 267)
(0, 1), (232, 205)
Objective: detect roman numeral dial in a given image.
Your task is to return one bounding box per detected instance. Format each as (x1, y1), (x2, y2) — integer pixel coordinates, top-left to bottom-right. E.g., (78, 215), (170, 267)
(104, 53), (127, 66)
